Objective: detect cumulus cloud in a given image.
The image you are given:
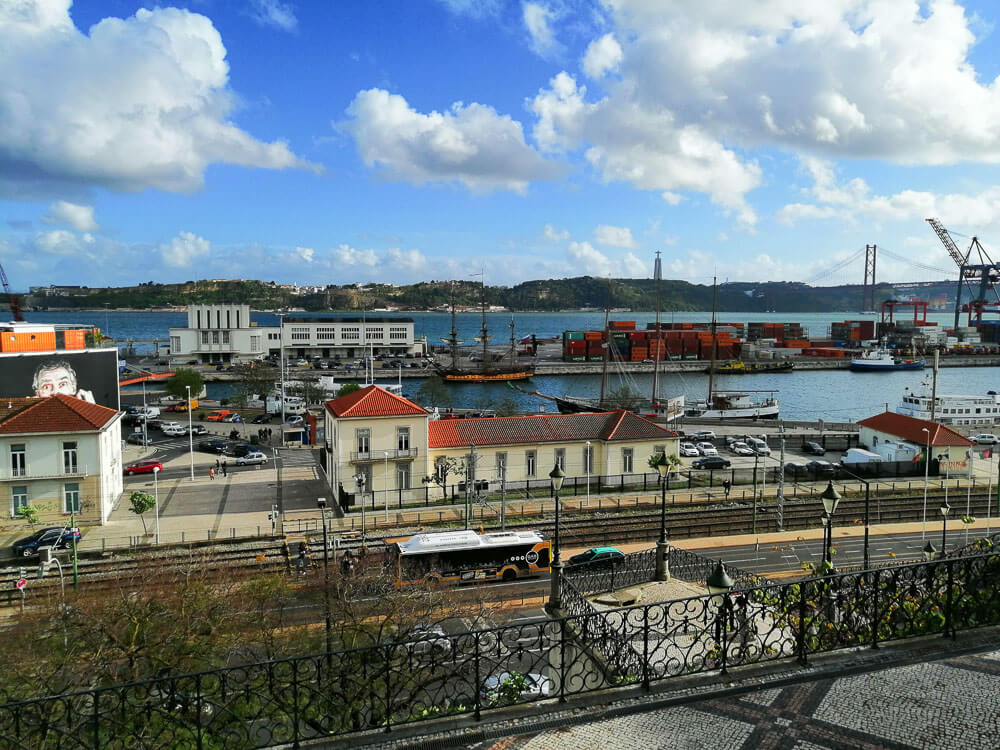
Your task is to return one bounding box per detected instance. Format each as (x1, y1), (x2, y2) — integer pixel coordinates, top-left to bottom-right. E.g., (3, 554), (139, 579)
(622, 251), (647, 277)
(594, 224), (636, 248)
(435, 0), (504, 19)
(522, 2), (560, 58)
(43, 201), (98, 232)
(294, 246), (314, 263)
(567, 241), (615, 277)
(342, 88), (561, 193)
(386, 248), (428, 273)
(333, 244), (378, 267)
(543, 224), (570, 241)
(582, 33), (622, 79)
(0, 0), (315, 199)
(249, 0), (297, 32)
(160, 231), (210, 268)
(34, 229), (81, 256)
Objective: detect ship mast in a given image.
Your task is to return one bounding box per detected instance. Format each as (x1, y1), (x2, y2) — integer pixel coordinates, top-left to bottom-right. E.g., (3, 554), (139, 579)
(707, 276), (718, 404)
(509, 317), (516, 371)
(599, 279), (612, 405)
(651, 250), (662, 410)
(478, 272), (490, 374)
(447, 282), (460, 369)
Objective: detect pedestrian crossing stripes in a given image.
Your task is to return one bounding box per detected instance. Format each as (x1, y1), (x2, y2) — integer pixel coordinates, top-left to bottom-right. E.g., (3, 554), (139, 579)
(275, 449), (318, 468)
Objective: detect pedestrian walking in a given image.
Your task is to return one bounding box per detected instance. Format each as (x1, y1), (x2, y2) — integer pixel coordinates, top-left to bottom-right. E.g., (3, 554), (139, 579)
(722, 479), (732, 498)
(215, 458), (220, 469)
(209, 467), (215, 481)
(222, 461), (228, 478)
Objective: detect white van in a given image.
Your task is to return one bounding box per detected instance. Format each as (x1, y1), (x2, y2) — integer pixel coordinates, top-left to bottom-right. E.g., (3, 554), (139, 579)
(745, 437), (770, 455)
(842, 448), (883, 464)
(139, 406), (161, 418)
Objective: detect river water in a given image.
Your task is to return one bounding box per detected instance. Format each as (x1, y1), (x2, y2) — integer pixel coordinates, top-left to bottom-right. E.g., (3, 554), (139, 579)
(23, 310), (1000, 423)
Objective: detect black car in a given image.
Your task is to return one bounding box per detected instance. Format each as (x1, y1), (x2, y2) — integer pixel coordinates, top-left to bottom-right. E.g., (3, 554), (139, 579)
(146, 419), (164, 431)
(806, 460), (836, 477)
(784, 461), (809, 477)
(13, 526), (81, 557)
(567, 547), (625, 569)
(126, 433), (153, 446)
(251, 413), (275, 424)
(803, 441), (826, 456)
(198, 439), (228, 454)
(224, 443), (254, 458)
(691, 456), (731, 470)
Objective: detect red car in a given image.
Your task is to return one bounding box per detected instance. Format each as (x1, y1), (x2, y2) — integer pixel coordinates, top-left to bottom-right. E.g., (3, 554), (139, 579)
(124, 459), (163, 476)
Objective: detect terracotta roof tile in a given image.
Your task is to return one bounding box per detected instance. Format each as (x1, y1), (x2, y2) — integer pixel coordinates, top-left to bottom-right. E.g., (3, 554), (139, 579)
(0, 394), (119, 434)
(324, 386), (428, 418)
(857, 411), (974, 448)
(428, 410), (677, 449)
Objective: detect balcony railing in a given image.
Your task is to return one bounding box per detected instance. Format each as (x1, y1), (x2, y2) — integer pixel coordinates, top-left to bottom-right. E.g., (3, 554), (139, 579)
(0, 465), (89, 481)
(350, 447), (419, 462)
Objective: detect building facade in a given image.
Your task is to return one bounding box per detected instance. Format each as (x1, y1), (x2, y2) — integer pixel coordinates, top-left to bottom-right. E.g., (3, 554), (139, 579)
(169, 304), (276, 365)
(323, 386), (680, 506)
(1, 395), (123, 527)
(857, 411), (976, 476)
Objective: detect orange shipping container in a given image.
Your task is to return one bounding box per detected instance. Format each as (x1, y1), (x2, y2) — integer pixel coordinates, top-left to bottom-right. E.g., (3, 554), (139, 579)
(1, 330), (57, 352)
(63, 330), (87, 349)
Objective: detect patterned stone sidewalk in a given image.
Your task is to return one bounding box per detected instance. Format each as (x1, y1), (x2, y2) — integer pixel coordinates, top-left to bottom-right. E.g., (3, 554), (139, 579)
(478, 650), (1000, 750)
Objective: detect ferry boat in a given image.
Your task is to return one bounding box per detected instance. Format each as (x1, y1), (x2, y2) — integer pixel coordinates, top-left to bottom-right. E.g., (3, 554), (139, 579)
(850, 346), (925, 372)
(896, 379), (1000, 426)
(711, 360), (794, 375)
(684, 391), (780, 420)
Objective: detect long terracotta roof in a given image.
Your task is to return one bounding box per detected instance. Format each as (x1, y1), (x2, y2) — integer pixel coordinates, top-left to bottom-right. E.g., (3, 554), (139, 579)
(0, 394), (119, 434)
(429, 410), (677, 449)
(324, 385), (428, 418)
(857, 411), (974, 447)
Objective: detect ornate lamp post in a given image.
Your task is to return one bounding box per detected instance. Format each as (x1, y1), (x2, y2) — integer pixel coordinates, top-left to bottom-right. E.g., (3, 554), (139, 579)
(922, 541), (937, 562)
(547, 463), (566, 611)
(354, 473), (367, 540)
(939, 498), (951, 556)
(706, 560), (735, 675)
(654, 452), (670, 581)
(820, 480), (841, 570)
(317, 497), (332, 657)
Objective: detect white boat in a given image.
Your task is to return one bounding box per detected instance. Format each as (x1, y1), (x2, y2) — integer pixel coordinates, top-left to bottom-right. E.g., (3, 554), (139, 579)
(896, 379), (1000, 426)
(850, 345), (925, 371)
(684, 391), (780, 420)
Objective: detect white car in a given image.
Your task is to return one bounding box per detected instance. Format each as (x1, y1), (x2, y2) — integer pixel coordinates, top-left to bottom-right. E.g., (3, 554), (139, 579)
(972, 434), (1000, 445)
(480, 672), (554, 704)
(679, 442), (700, 457)
(162, 424), (187, 436)
(285, 415), (304, 426)
(235, 451), (268, 466)
(696, 442), (718, 456)
(404, 625), (451, 658)
(730, 441), (755, 456)
(689, 430), (717, 440)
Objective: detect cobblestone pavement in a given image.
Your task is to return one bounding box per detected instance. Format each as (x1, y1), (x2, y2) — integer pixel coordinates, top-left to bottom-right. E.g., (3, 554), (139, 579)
(477, 650), (1000, 750)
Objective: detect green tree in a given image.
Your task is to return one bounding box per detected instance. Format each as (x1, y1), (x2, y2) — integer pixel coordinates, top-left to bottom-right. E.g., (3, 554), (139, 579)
(415, 376), (452, 407)
(422, 456), (464, 501)
(17, 504), (40, 525)
(164, 368), (204, 400)
(230, 362), (278, 407)
(336, 382), (362, 398)
(605, 384), (643, 410)
(128, 491), (156, 535)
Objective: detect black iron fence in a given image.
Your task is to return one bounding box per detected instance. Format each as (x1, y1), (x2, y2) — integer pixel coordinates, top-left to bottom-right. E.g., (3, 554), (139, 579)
(2, 552), (998, 749)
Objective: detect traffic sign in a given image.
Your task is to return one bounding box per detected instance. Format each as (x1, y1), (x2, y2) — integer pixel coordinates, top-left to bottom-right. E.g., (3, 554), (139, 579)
(15, 578), (27, 590)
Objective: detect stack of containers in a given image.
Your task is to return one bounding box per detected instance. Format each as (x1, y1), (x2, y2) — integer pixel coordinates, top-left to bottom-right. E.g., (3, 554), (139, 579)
(831, 320), (876, 343)
(976, 321), (1000, 343)
(585, 330), (603, 361)
(563, 331), (587, 361)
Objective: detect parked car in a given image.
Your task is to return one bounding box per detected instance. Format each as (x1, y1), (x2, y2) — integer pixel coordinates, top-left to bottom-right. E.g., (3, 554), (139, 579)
(198, 439), (228, 454)
(161, 424), (186, 436)
(806, 460), (836, 477)
(403, 625), (452, 658)
(689, 430), (717, 440)
(235, 451), (268, 466)
(224, 443), (254, 458)
(678, 442), (699, 457)
(12, 526), (81, 557)
(784, 462), (809, 477)
(567, 547), (625, 569)
(205, 410), (231, 422)
(222, 413), (242, 423)
(481, 672), (554, 704)
(285, 415), (304, 426)
(696, 442), (718, 457)
(971, 434), (1000, 445)
(691, 456), (731, 470)
(124, 459), (163, 476)
(145, 419), (164, 431)
(251, 413), (274, 424)
(745, 437), (771, 456)
(802, 441), (826, 455)
(125, 433), (153, 446)
(730, 441), (755, 457)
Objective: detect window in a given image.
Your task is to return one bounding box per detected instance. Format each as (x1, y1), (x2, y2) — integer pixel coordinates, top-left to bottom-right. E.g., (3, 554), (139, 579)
(201, 331), (210, 345)
(554, 448), (566, 470)
(355, 466), (372, 493)
(396, 463), (411, 490)
(10, 444), (26, 477)
(583, 444), (594, 474)
(356, 429), (370, 457)
(290, 327), (310, 341)
(341, 327), (361, 341)
(64, 483), (81, 513)
(11, 486), (28, 514)
(317, 327), (336, 341)
(222, 331), (230, 344)
(389, 327), (408, 341)
(397, 427), (410, 455)
(212, 331), (220, 344)
(62, 441), (78, 474)
(622, 448), (634, 473)
(250, 336), (261, 353)
(526, 450), (536, 477)
(170, 335), (181, 353)
(496, 452), (507, 480)
(654, 444), (665, 457)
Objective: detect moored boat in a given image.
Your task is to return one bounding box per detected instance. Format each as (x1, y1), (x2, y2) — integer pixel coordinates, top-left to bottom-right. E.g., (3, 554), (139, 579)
(684, 391), (780, 420)
(896, 378), (1000, 426)
(711, 360), (794, 375)
(850, 347), (925, 372)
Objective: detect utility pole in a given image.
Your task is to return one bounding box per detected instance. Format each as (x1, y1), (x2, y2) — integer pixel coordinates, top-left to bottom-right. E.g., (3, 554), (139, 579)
(777, 423), (786, 530)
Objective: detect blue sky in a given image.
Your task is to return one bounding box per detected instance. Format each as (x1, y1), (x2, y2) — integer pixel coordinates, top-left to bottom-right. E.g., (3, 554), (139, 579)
(3, 0), (1000, 290)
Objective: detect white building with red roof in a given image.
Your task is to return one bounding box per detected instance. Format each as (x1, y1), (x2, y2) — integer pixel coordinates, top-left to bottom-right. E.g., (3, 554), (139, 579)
(857, 411), (976, 475)
(323, 385), (679, 507)
(1, 394), (123, 527)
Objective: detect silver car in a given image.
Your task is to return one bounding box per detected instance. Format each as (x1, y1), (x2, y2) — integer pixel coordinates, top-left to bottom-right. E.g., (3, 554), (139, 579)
(235, 451), (268, 466)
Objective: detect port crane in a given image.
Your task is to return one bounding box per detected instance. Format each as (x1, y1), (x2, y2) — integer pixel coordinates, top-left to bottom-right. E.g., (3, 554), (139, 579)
(0, 261), (24, 321)
(926, 218), (1000, 327)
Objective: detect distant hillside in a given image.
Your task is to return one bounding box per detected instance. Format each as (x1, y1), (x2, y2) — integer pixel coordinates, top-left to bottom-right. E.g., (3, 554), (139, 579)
(21, 277), (957, 313)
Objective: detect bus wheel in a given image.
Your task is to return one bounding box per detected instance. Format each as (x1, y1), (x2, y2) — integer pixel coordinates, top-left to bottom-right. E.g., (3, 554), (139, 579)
(502, 569), (517, 582)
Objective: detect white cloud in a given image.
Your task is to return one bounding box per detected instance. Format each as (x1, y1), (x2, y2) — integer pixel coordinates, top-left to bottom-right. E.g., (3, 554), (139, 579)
(661, 192), (684, 206)
(34, 229), (80, 256)
(0, 1), (316, 198)
(386, 248), (428, 273)
(294, 246), (314, 263)
(622, 251), (647, 277)
(567, 241), (615, 276)
(543, 224), (570, 241)
(522, 2), (560, 58)
(594, 224), (637, 248)
(333, 244), (378, 267)
(435, 0), (504, 20)
(249, 0), (297, 32)
(160, 231), (210, 268)
(342, 88), (561, 193)
(582, 33), (622, 79)
(43, 201), (98, 232)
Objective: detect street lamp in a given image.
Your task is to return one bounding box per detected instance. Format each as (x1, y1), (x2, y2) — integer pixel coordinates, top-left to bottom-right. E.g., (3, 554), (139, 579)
(921, 427), (931, 539)
(354, 473), (367, 540)
(834, 465), (872, 569)
(185, 385), (194, 482)
(383, 450), (390, 522)
(820, 480), (841, 570)
(317, 497), (332, 658)
(585, 441), (591, 507)
(153, 466), (161, 545)
(939, 498), (951, 556)
(922, 541), (937, 562)
(706, 559), (735, 675)
(547, 463), (566, 612)
(820, 512), (830, 567)
(654, 452), (670, 581)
